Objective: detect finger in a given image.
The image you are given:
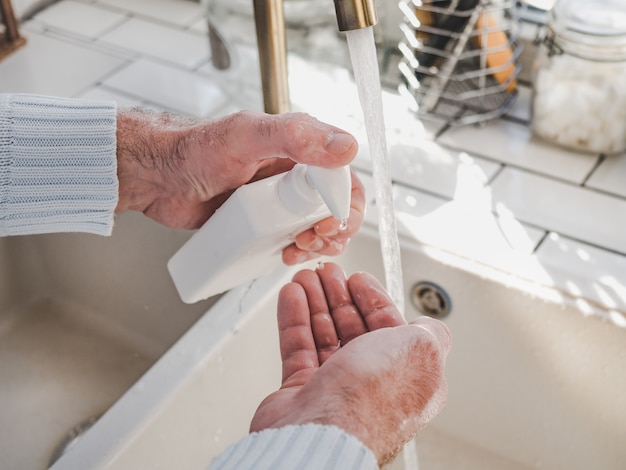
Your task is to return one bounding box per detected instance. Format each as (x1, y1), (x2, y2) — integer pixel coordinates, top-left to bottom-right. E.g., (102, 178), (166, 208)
(281, 245), (321, 265)
(409, 316), (452, 357)
(277, 113), (358, 166)
(347, 272), (407, 330)
(316, 262), (368, 344)
(294, 229), (326, 252)
(277, 282), (320, 386)
(292, 269), (340, 364)
(283, 170), (366, 263)
(219, 111), (358, 169)
(293, 230), (346, 257)
(282, 229), (350, 266)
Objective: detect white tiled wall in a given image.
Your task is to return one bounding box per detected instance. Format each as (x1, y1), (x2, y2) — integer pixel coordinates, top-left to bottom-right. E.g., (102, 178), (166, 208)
(31, 0), (127, 38)
(438, 119), (598, 183)
(2, 0), (625, 323)
(102, 59), (229, 116)
(97, 18), (208, 68)
(490, 167), (626, 254)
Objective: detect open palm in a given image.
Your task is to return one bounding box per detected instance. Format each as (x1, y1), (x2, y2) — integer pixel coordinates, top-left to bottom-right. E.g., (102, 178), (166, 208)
(250, 263), (451, 466)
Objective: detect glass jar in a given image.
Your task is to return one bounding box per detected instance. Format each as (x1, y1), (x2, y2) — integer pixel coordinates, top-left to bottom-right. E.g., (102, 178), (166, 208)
(531, 0), (626, 155)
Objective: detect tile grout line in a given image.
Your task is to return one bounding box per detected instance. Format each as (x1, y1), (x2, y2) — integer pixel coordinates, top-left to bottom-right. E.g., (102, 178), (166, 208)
(580, 154), (605, 187)
(90, 0), (206, 32)
(485, 163), (506, 187)
(35, 20), (212, 77)
(71, 59), (134, 99)
(96, 83), (151, 106)
(437, 140), (626, 202)
(531, 230), (550, 255)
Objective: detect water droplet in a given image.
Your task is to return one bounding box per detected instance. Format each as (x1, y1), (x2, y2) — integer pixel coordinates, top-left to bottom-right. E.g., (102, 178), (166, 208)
(339, 218), (348, 231)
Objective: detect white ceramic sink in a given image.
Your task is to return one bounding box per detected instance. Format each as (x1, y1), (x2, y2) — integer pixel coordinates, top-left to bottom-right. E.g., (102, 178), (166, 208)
(38, 219), (626, 470)
(0, 212), (219, 470)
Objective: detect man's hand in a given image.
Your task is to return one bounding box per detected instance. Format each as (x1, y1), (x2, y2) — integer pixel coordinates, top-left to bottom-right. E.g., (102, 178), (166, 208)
(250, 263), (451, 466)
(115, 110), (365, 264)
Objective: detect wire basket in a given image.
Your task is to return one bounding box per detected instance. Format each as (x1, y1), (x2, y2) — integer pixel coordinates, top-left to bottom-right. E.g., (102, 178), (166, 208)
(398, 0), (523, 126)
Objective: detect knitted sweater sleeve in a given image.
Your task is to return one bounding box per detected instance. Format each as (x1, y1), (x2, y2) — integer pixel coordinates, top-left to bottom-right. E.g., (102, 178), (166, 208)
(209, 424), (379, 470)
(0, 93), (118, 236)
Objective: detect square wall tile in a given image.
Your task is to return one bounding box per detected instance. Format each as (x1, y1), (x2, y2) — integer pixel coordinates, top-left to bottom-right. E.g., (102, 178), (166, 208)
(0, 31), (125, 96)
(95, 0), (204, 26)
(358, 166), (544, 260)
(536, 233), (626, 318)
(353, 138), (501, 202)
(391, 143), (500, 201)
(438, 119), (598, 183)
(103, 59), (229, 117)
(288, 54), (363, 129)
(362, 180), (545, 273)
(32, 0), (127, 39)
(490, 167), (626, 254)
(78, 86), (145, 108)
(188, 16), (208, 34)
(196, 43), (263, 111)
(97, 18), (208, 69)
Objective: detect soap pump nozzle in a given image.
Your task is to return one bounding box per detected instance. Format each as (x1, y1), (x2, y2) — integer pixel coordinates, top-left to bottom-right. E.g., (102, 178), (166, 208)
(278, 164), (351, 221)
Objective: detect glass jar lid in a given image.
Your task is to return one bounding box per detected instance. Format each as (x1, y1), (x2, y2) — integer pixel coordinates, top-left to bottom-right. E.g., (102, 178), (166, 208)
(548, 0), (626, 60)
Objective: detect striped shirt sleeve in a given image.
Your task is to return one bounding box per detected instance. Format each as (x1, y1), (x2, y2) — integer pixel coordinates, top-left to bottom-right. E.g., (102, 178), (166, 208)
(0, 93), (118, 236)
(209, 424), (378, 470)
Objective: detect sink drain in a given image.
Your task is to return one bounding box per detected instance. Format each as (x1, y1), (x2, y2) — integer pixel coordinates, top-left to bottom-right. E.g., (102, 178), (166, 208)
(48, 414), (101, 468)
(410, 281), (451, 318)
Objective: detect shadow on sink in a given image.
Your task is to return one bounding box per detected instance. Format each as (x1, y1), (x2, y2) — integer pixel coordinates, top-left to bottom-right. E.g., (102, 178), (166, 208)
(0, 212), (218, 470)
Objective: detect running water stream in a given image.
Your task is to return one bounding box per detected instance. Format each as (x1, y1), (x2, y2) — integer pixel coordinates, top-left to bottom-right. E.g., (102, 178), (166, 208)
(345, 26), (417, 469)
(345, 27), (405, 315)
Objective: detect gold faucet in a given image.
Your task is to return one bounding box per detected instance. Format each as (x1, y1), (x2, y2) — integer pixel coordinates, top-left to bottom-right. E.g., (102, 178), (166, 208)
(253, 0), (378, 114)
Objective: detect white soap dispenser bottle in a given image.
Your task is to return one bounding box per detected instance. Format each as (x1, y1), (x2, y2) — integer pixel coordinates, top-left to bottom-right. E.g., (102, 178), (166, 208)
(168, 164), (352, 303)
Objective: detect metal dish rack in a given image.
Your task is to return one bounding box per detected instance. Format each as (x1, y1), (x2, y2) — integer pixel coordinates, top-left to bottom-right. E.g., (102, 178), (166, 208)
(398, 0), (523, 126)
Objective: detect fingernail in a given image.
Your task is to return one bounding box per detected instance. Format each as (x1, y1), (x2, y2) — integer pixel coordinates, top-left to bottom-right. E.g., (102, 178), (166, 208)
(294, 252), (308, 264)
(308, 237), (324, 251)
(326, 132), (356, 155)
(315, 222), (338, 237)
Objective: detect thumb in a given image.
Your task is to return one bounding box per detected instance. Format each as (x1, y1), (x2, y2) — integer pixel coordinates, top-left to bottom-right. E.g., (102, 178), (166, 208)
(409, 316), (452, 357)
(220, 111), (358, 168)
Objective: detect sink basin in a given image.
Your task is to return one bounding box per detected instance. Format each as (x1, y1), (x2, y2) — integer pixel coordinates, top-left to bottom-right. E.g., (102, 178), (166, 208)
(43, 219), (626, 470)
(0, 212), (218, 470)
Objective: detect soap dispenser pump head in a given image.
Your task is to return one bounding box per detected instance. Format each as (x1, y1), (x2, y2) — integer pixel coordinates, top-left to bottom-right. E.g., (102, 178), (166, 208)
(305, 165), (352, 221)
(278, 164), (351, 221)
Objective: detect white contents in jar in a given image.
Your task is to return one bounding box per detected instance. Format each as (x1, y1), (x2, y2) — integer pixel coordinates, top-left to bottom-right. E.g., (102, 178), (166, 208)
(532, 54), (626, 154)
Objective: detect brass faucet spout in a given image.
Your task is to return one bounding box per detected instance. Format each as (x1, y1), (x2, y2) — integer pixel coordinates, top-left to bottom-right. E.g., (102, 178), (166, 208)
(253, 0), (290, 114)
(333, 0), (378, 31)
(252, 0), (379, 114)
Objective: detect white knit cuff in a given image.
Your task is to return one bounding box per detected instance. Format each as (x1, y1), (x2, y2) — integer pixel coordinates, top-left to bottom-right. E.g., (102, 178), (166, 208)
(209, 424), (378, 470)
(0, 93), (118, 236)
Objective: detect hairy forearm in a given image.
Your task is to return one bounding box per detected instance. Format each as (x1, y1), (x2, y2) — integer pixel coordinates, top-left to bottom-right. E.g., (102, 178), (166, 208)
(115, 109), (188, 214)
